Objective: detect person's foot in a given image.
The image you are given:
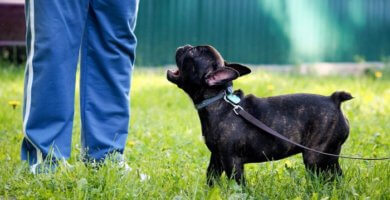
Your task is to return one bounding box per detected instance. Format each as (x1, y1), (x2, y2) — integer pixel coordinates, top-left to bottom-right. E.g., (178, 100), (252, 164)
(29, 159), (73, 174)
(83, 153), (148, 180)
(118, 159), (133, 172)
(112, 154), (150, 180)
(83, 152), (131, 171)
(30, 161), (57, 174)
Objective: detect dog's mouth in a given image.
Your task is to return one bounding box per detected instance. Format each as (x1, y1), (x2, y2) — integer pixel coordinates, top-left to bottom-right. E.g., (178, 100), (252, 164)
(168, 45), (193, 84)
(168, 68), (180, 77)
(167, 67), (181, 84)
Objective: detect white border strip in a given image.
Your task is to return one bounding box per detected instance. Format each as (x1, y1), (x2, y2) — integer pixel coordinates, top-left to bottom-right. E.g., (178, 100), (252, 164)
(23, 0), (43, 167)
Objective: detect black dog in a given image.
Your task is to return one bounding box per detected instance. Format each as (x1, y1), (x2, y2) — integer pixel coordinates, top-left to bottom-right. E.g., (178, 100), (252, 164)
(167, 45), (352, 185)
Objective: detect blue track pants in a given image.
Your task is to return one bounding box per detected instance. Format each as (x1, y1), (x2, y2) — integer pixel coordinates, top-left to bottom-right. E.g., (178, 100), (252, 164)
(22, 0), (139, 165)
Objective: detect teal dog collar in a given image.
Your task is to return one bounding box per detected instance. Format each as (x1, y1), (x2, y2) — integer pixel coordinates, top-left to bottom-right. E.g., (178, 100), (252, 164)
(195, 87), (241, 110)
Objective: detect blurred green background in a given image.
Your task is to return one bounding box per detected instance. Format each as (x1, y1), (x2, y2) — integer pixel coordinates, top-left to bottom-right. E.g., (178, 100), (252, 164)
(1, 0), (390, 66)
(135, 0), (390, 66)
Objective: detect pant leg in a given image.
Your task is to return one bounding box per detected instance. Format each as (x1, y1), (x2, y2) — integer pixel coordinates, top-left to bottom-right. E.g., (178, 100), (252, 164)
(22, 0), (89, 165)
(80, 0), (139, 160)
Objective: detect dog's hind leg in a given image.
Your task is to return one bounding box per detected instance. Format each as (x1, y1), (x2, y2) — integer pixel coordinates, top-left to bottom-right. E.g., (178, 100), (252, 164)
(302, 144), (343, 177)
(303, 115), (348, 178)
(207, 153), (224, 186)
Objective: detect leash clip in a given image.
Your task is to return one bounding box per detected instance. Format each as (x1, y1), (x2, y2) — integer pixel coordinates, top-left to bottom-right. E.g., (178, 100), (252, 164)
(223, 87), (243, 115)
(233, 105), (243, 115)
(223, 93), (243, 115)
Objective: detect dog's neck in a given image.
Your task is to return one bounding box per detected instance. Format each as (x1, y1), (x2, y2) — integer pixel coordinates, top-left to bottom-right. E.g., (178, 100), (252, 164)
(197, 99), (231, 137)
(194, 89), (244, 137)
(189, 87), (226, 105)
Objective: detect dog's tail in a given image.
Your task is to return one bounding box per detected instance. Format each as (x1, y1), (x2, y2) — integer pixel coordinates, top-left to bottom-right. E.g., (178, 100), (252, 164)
(331, 91), (353, 107)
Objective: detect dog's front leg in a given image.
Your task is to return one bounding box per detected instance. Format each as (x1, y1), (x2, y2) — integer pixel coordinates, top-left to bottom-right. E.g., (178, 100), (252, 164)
(222, 156), (245, 185)
(207, 153), (224, 186)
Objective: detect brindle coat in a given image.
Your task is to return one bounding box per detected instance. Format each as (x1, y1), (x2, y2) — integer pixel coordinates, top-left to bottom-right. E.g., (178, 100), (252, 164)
(167, 45), (352, 185)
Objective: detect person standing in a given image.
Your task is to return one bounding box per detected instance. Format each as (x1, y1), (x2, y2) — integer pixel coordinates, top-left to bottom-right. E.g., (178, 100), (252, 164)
(22, 0), (139, 173)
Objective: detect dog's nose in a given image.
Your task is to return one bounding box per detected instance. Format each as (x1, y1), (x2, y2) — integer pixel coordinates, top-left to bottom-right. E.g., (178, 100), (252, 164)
(176, 45), (193, 61)
(177, 45), (192, 52)
(183, 44), (192, 49)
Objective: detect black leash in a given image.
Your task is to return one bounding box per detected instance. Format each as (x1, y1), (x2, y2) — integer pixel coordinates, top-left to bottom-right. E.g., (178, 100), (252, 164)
(232, 105), (390, 160)
(195, 88), (390, 161)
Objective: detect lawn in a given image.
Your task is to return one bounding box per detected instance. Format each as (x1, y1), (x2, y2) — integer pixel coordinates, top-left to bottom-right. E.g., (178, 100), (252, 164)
(0, 63), (389, 199)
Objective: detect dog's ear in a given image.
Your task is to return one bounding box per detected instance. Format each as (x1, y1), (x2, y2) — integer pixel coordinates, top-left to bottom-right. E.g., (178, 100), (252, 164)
(205, 67), (239, 86)
(224, 61), (251, 77)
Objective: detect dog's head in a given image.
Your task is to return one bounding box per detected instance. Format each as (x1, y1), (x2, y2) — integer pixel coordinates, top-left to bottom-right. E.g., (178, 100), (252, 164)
(167, 45), (251, 98)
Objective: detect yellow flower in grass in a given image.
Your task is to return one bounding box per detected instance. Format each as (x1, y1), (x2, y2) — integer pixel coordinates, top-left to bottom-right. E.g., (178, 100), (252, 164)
(127, 140), (136, 147)
(284, 160), (293, 169)
(267, 84), (274, 91)
(8, 100), (21, 109)
(375, 71), (383, 79)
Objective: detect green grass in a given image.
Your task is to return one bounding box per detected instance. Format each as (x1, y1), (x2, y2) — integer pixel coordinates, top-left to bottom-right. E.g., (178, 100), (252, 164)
(0, 64), (389, 199)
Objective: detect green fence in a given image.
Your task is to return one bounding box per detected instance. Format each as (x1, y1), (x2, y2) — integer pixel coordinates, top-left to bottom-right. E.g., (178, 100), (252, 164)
(134, 0), (390, 66)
